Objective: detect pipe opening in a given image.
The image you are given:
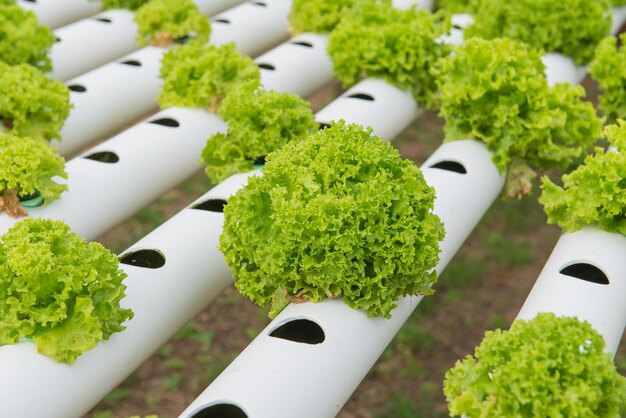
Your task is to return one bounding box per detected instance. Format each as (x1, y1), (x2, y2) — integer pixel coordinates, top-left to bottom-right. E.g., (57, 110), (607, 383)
(257, 63), (275, 71)
(269, 319), (325, 344)
(55, 36), (61, 43)
(453, 24), (463, 30)
(68, 84), (87, 93)
(22, 0), (36, 3)
(559, 262), (609, 285)
(346, 93), (374, 101)
(251, 1), (267, 6)
(84, 151), (119, 163)
(189, 404), (247, 418)
(19, 190), (44, 208)
(120, 59), (142, 67)
(213, 18), (230, 24)
(119, 249), (166, 269)
(253, 155), (266, 166)
(95, 17), (112, 23)
(318, 122), (331, 130)
(149, 117), (180, 128)
(192, 199), (227, 213)
(429, 160), (467, 174)
(292, 40), (313, 48)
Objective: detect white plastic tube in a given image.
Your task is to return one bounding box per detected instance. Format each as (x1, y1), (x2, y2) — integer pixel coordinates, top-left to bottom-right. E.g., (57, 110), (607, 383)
(17, 0), (101, 29)
(517, 227), (626, 355)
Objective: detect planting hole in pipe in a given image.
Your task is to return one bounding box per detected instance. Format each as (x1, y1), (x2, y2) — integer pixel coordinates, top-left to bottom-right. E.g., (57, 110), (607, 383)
(84, 151), (119, 163)
(251, 1), (267, 6)
(429, 160), (467, 174)
(292, 40), (313, 48)
(19, 190), (44, 208)
(95, 17), (112, 23)
(319, 122), (331, 130)
(189, 403), (247, 418)
(213, 18), (230, 24)
(119, 249), (166, 269)
(269, 319), (325, 344)
(257, 63), (275, 71)
(55, 37), (61, 43)
(192, 199), (227, 213)
(253, 155), (266, 165)
(559, 262), (609, 285)
(149, 117), (180, 128)
(68, 84), (87, 93)
(120, 59), (142, 67)
(346, 93), (374, 101)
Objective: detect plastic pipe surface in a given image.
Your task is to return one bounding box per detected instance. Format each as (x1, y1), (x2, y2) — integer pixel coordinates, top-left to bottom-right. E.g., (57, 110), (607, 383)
(17, 0), (101, 29)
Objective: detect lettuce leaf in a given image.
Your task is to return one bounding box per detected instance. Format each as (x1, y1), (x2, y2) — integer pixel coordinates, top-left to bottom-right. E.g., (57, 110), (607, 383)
(134, 0), (211, 47)
(327, 2), (451, 109)
(100, 0), (149, 10)
(289, 0), (361, 34)
(220, 121), (444, 318)
(434, 0), (476, 13)
(589, 35), (626, 123)
(444, 313), (626, 417)
(158, 41), (260, 111)
(0, 218), (133, 364)
(201, 86), (317, 183)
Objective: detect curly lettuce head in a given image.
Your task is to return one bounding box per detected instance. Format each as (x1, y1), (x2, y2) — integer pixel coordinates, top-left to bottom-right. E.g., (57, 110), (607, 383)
(0, 218), (134, 364)
(158, 41), (260, 112)
(444, 313), (626, 417)
(540, 121), (626, 236)
(435, 38), (602, 198)
(466, 0), (611, 65)
(134, 0), (211, 46)
(327, 2), (451, 109)
(289, 0), (361, 34)
(221, 121), (445, 319)
(0, 4), (55, 70)
(100, 0), (149, 10)
(434, 0), (476, 13)
(590, 35), (626, 123)
(201, 86), (317, 183)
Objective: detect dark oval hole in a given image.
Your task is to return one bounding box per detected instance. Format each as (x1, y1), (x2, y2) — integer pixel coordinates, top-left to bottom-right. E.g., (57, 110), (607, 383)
(119, 249), (166, 269)
(257, 63), (275, 71)
(192, 199), (227, 213)
(292, 40), (313, 48)
(318, 122), (331, 130)
(23, 0), (37, 2)
(453, 24), (463, 30)
(346, 93), (374, 101)
(120, 59), (142, 67)
(269, 319), (325, 344)
(560, 262), (609, 285)
(189, 403), (247, 418)
(213, 18), (230, 24)
(68, 84), (87, 93)
(149, 117), (180, 128)
(429, 160), (467, 174)
(253, 155), (266, 166)
(84, 151), (119, 163)
(55, 36), (61, 43)
(251, 1), (267, 6)
(95, 17), (112, 23)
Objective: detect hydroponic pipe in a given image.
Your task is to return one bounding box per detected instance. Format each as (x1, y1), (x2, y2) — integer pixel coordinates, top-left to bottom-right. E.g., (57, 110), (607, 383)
(53, 0), (293, 157)
(17, 0), (101, 29)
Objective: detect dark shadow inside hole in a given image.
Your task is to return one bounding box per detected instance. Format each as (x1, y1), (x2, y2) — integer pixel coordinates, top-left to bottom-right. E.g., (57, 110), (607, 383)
(149, 118), (180, 128)
(429, 160), (467, 174)
(253, 155), (266, 166)
(55, 36), (61, 43)
(23, 0), (36, 3)
(120, 59), (142, 67)
(346, 93), (374, 101)
(453, 24), (463, 30)
(68, 84), (87, 93)
(560, 263), (609, 285)
(192, 199), (227, 213)
(292, 41), (313, 48)
(318, 122), (331, 130)
(213, 18), (230, 24)
(269, 319), (325, 344)
(189, 404), (247, 418)
(257, 63), (275, 71)
(251, 1), (267, 6)
(84, 151), (119, 163)
(119, 249), (166, 269)
(95, 17), (112, 23)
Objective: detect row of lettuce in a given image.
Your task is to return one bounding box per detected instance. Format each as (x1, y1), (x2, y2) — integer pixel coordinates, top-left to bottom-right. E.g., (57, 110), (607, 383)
(0, 0), (626, 416)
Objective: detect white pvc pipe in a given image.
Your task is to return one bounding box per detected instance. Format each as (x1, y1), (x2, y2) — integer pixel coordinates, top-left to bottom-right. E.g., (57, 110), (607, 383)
(392, 0), (432, 9)
(517, 227), (626, 355)
(0, 172), (255, 418)
(17, 0), (101, 29)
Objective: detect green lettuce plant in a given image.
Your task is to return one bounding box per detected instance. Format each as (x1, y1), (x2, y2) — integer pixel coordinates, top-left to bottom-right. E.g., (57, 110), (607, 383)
(444, 313), (626, 417)
(0, 62), (72, 142)
(158, 41), (260, 112)
(465, 0), (612, 65)
(288, 0), (361, 34)
(434, 0), (476, 13)
(0, 132), (67, 217)
(327, 1), (451, 109)
(0, 4), (55, 70)
(134, 0), (210, 46)
(100, 0), (149, 10)
(434, 38), (603, 198)
(540, 121), (626, 236)
(0, 218), (134, 364)
(590, 35), (626, 123)
(201, 86), (317, 183)
(220, 121), (445, 319)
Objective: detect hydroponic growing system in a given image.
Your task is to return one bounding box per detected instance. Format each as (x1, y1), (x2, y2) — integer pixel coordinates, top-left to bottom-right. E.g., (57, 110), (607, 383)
(1, 0), (625, 417)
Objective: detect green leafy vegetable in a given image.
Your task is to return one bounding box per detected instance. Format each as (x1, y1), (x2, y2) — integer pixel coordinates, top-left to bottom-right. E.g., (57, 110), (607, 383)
(134, 0), (211, 46)
(0, 218), (133, 364)
(465, 0), (612, 65)
(434, 38), (602, 198)
(289, 0), (361, 34)
(0, 62), (72, 142)
(613, 0), (626, 5)
(434, 0), (476, 13)
(0, 132), (67, 217)
(201, 86), (317, 183)
(100, 0), (149, 10)
(444, 313), (626, 417)
(540, 121), (626, 235)
(221, 121), (444, 319)
(590, 35), (626, 123)
(327, 2), (451, 109)
(158, 41), (260, 111)
(0, 4), (55, 70)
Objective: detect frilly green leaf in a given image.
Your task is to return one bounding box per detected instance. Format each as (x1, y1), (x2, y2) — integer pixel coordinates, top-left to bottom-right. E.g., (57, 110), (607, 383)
(444, 313), (626, 417)
(327, 2), (451, 109)
(100, 0), (149, 10)
(288, 0), (362, 34)
(590, 34), (626, 123)
(158, 41), (260, 111)
(434, 0), (476, 14)
(134, 0), (210, 46)
(201, 86), (317, 183)
(220, 121), (445, 319)
(0, 218), (133, 364)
